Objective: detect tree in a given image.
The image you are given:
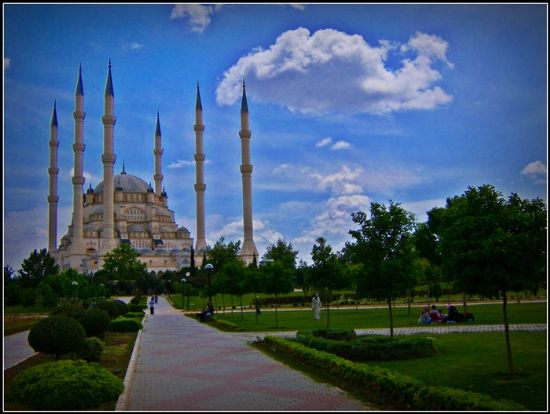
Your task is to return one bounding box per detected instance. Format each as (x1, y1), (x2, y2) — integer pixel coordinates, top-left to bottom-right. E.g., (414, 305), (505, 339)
(216, 260), (247, 319)
(202, 237), (242, 303)
(347, 201), (417, 339)
(102, 244), (147, 282)
(259, 261), (294, 328)
(17, 249), (59, 289)
(308, 237), (348, 329)
(428, 184), (547, 375)
(262, 238), (299, 270)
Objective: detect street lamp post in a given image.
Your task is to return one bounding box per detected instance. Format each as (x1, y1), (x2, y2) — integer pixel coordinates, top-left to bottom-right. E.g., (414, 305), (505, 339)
(204, 263), (213, 305)
(185, 272), (191, 310)
(71, 280), (78, 303)
(180, 277), (186, 311)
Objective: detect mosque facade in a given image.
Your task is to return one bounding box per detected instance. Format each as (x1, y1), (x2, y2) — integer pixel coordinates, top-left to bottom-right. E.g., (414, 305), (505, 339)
(47, 61), (258, 274)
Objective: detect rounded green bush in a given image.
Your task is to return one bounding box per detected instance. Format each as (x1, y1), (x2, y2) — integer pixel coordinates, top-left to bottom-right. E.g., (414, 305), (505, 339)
(94, 300), (121, 319)
(50, 302), (86, 321)
(78, 337), (104, 362)
(28, 315), (86, 359)
(9, 359), (123, 410)
(80, 308), (111, 337)
(113, 299), (129, 316)
(128, 303), (147, 312)
(108, 317), (143, 332)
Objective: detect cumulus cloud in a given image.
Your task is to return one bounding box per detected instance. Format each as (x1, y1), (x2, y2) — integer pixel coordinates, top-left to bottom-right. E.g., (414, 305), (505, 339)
(170, 4), (223, 33)
(331, 140), (351, 150)
(168, 159), (212, 169)
(521, 160), (547, 176)
(521, 160), (547, 184)
(315, 137), (332, 148)
(68, 168), (101, 187)
(4, 57), (11, 70)
(216, 27), (453, 114)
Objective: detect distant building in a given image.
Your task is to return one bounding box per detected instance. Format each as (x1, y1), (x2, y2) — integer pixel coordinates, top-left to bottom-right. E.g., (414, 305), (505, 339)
(47, 62), (258, 274)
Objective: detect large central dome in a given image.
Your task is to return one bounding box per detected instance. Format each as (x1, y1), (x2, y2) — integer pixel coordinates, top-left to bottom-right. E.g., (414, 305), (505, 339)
(94, 173), (150, 193)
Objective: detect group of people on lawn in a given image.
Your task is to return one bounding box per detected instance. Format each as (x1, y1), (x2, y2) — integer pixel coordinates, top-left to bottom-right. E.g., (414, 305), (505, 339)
(419, 304), (474, 324)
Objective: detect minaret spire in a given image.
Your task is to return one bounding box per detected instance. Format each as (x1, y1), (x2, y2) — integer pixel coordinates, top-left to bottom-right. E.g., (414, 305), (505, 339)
(238, 79), (258, 264)
(194, 81), (207, 258)
(153, 111), (164, 196)
(71, 65), (86, 268)
(101, 59), (117, 254)
(48, 100), (60, 253)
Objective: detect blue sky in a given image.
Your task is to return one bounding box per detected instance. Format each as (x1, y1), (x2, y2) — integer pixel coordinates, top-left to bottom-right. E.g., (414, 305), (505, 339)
(3, 3), (548, 271)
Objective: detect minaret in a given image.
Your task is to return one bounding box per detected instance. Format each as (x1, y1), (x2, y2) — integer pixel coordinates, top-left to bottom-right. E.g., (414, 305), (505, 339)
(71, 66), (86, 265)
(101, 59), (117, 253)
(48, 100), (59, 253)
(239, 80), (259, 264)
(194, 82), (207, 255)
(153, 111), (163, 195)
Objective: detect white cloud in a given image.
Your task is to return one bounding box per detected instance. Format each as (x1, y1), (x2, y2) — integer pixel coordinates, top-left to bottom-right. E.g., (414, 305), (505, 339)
(170, 4), (222, 33)
(331, 140), (351, 150)
(168, 159), (211, 169)
(216, 27), (453, 115)
(521, 160), (547, 176)
(521, 160), (547, 185)
(4, 57), (11, 70)
(68, 168), (101, 187)
(315, 137), (332, 148)
(124, 42), (143, 50)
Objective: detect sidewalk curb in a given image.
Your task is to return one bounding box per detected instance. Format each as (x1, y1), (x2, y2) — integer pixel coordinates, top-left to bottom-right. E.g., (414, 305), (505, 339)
(115, 317), (146, 411)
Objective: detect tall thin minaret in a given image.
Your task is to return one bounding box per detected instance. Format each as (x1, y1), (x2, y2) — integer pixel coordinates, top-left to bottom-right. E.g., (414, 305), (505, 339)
(239, 80), (258, 264)
(194, 82), (207, 254)
(101, 60), (117, 253)
(71, 65), (86, 264)
(48, 100), (59, 253)
(153, 111), (163, 195)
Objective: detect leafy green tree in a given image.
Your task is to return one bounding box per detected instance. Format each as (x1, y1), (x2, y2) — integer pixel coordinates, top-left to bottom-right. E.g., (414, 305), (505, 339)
(259, 261), (294, 328)
(17, 249), (59, 289)
(216, 260), (247, 319)
(347, 201), (417, 339)
(102, 244), (147, 282)
(295, 259), (311, 296)
(308, 237), (348, 329)
(262, 238), (299, 270)
(202, 237), (242, 301)
(428, 184), (547, 375)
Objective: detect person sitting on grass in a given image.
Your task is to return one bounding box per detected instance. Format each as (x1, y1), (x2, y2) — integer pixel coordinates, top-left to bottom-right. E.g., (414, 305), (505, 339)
(418, 306), (432, 324)
(430, 305), (446, 323)
(197, 302), (214, 322)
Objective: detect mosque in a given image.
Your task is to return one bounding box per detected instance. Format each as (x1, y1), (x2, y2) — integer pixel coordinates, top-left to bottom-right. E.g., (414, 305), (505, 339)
(47, 61), (258, 274)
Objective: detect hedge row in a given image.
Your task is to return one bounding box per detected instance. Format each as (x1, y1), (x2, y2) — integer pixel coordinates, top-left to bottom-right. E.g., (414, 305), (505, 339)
(297, 331), (438, 361)
(206, 318), (243, 332)
(261, 336), (526, 411)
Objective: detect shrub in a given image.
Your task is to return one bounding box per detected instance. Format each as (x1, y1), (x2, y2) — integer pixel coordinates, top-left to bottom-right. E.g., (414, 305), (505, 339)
(108, 317), (142, 332)
(94, 300), (122, 319)
(208, 318), (243, 332)
(296, 332), (437, 361)
(125, 311), (145, 318)
(28, 315), (86, 360)
(128, 303), (147, 312)
(261, 336), (525, 411)
(312, 329), (357, 341)
(78, 337), (104, 362)
(113, 299), (129, 316)
(9, 359), (123, 410)
(50, 302), (86, 321)
(80, 308), (111, 337)
(130, 295), (143, 305)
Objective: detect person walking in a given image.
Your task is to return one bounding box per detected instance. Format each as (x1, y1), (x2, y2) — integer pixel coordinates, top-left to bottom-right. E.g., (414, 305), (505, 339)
(312, 293), (321, 320)
(149, 296), (155, 315)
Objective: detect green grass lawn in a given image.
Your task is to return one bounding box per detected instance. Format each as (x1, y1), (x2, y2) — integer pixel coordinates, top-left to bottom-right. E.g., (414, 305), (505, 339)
(214, 302), (547, 331)
(361, 331), (547, 410)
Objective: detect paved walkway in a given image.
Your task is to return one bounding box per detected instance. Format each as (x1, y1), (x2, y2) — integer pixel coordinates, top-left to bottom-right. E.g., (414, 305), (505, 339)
(117, 296), (371, 411)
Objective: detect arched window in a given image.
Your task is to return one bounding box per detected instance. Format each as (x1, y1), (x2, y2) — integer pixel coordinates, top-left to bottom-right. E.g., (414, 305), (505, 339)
(126, 207), (146, 222)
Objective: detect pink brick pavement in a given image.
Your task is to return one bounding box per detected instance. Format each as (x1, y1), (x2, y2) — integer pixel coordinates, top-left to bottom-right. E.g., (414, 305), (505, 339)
(120, 296), (372, 411)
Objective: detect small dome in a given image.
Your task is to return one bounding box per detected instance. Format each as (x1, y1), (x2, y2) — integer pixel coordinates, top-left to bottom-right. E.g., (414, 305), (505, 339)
(86, 184), (94, 194)
(95, 174), (149, 193)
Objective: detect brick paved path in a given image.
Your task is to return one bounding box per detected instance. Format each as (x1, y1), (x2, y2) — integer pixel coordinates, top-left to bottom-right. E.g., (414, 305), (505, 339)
(118, 296), (371, 411)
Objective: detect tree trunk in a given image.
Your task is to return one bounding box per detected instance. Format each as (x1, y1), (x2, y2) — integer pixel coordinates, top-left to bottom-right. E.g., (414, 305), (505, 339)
(240, 294), (244, 320)
(275, 293), (279, 328)
(462, 293), (468, 312)
(502, 290), (515, 376)
(326, 301), (330, 330)
(388, 294), (394, 340)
